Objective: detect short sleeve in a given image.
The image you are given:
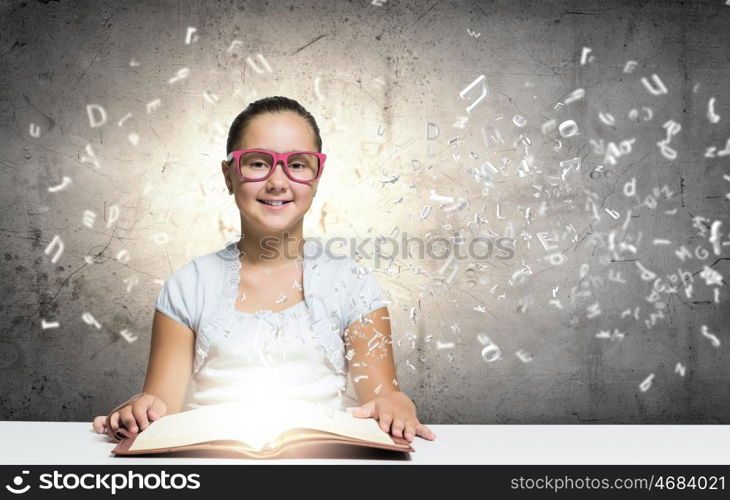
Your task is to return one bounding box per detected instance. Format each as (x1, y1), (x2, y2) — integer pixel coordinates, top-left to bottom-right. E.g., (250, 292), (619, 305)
(342, 261), (390, 328)
(154, 261), (197, 331)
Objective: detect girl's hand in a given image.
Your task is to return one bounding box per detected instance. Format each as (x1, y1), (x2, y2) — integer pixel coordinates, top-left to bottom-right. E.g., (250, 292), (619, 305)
(91, 392), (167, 440)
(351, 391), (436, 442)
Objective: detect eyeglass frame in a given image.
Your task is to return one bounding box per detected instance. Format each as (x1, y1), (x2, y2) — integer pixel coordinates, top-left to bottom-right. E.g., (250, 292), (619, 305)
(226, 149), (327, 184)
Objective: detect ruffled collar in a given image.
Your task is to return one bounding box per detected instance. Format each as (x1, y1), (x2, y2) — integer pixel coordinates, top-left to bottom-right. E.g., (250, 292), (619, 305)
(215, 238), (323, 323)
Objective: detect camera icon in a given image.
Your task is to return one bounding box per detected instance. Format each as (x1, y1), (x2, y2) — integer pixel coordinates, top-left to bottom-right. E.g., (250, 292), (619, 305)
(5, 470), (31, 494)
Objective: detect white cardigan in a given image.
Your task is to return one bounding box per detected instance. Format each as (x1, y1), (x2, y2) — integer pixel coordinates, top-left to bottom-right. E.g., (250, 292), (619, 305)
(154, 239), (391, 376)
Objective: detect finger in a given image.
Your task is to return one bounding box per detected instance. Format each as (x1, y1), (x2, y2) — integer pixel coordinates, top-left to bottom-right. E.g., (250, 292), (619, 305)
(150, 397), (167, 420)
(110, 411), (120, 432)
(109, 412), (130, 440)
(404, 420), (417, 442)
(116, 427), (133, 439)
(109, 413), (120, 437)
(416, 423), (436, 440)
(351, 407), (369, 418)
(132, 402), (150, 431)
(391, 416), (407, 438)
(92, 416), (107, 434)
(378, 410), (394, 434)
(119, 407), (138, 434)
(351, 401), (375, 419)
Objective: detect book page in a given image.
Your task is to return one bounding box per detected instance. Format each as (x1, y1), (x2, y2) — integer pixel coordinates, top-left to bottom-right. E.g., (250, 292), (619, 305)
(129, 401), (290, 451)
(128, 400), (395, 452)
(267, 406), (396, 447)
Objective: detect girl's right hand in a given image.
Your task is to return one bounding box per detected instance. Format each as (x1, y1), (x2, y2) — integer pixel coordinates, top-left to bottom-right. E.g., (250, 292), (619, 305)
(91, 392), (167, 440)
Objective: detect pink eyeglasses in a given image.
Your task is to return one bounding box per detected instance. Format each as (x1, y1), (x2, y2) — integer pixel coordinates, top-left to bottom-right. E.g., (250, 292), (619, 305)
(226, 149), (326, 184)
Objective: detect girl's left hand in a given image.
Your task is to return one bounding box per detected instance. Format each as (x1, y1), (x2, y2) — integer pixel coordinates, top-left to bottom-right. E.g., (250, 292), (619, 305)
(351, 391), (436, 442)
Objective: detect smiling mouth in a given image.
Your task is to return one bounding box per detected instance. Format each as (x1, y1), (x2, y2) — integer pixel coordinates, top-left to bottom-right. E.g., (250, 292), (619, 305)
(258, 199), (292, 206)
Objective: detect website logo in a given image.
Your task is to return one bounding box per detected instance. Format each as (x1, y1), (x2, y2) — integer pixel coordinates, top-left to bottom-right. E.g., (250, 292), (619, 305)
(5, 470), (31, 494)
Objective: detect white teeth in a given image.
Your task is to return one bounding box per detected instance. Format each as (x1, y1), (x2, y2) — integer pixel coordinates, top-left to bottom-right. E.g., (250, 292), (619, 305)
(261, 200), (285, 206)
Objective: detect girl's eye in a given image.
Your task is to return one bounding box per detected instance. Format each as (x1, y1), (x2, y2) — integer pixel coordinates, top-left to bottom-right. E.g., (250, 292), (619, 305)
(250, 161), (268, 168)
(290, 162), (305, 170)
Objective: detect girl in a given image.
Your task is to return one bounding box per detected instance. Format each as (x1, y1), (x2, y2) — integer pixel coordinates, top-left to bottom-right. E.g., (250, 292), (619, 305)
(92, 96), (436, 444)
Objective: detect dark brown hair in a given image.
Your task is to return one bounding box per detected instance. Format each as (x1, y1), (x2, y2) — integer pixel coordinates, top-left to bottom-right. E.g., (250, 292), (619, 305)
(225, 96), (323, 154)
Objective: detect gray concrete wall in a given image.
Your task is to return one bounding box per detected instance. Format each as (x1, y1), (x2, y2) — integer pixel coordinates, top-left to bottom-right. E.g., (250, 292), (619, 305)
(1, 0), (728, 424)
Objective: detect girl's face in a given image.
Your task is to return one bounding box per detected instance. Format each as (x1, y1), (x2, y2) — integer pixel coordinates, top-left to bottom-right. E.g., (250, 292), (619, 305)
(222, 111), (319, 235)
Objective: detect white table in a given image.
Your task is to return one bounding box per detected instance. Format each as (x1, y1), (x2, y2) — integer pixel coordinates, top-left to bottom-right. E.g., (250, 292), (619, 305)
(1, 422), (728, 464)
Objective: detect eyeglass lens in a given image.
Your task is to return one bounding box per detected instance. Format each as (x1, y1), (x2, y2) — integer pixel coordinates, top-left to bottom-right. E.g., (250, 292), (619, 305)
(239, 151), (320, 181)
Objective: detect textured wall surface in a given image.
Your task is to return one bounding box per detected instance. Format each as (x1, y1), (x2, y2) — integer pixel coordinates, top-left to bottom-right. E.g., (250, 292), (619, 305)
(1, 0), (728, 424)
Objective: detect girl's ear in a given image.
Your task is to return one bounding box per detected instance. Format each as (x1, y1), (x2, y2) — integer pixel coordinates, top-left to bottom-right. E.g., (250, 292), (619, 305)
(221, 160), (234, 194)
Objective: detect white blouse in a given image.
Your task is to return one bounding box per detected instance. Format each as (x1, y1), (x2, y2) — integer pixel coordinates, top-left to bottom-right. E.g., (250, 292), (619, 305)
(181, 299), (347, 414)
(155, 240), (392, 376)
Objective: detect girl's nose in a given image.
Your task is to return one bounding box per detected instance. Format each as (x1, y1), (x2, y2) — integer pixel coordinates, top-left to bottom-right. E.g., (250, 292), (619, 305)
(266, 162), (290, 189)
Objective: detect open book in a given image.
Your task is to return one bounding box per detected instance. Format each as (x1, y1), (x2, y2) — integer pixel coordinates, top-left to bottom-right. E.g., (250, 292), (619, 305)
(111, 400), (414, 458)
